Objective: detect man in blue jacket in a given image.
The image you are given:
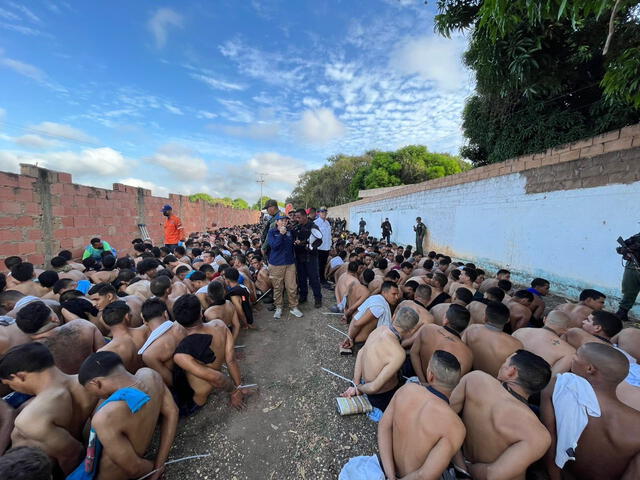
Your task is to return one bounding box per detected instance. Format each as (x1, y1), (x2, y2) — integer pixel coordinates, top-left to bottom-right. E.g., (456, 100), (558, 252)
(267, 214), (303, 319)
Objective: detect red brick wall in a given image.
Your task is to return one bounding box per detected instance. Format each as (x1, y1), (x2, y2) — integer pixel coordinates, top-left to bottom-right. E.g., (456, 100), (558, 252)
(0, 164), (260, 267)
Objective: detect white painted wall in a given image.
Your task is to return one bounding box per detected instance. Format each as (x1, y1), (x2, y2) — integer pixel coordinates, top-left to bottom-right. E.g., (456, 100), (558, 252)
(349, 174), (640, 312)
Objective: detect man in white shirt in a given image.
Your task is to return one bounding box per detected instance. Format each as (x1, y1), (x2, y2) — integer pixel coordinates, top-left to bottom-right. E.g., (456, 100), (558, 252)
(314, 207), (332, 286)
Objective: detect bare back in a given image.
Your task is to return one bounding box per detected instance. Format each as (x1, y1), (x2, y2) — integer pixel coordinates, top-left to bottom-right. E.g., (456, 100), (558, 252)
(359, 327), (404, 393)
(35, 320), (104, 374)
(512, 328), (575, 373)
(554, 303), (592, 329)
(467, 301), (488, 325)
(462, 325), (523, 377)
(412, 324), (473, 377)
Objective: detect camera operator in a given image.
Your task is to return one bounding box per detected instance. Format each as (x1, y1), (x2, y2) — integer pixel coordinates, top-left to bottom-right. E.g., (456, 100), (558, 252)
(616, 232), (640, 320)
(293, 208), (323, 308)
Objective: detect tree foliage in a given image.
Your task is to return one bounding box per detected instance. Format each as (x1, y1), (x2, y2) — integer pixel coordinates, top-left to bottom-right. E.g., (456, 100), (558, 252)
(189, 193), (254, 209)
(435, 0), (640, 165)
(287, 146), (468, 208)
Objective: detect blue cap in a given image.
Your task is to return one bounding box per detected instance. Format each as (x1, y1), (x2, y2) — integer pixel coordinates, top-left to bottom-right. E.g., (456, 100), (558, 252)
(161, 204), (172, 212)
(274, 213), (288, 220)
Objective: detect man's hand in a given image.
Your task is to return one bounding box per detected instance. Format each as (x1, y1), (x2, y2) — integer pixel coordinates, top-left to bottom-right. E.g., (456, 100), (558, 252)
(278, 226), (287, 235)
(340, 386), (360, 397)
(149, 464), (165, 480)
(230, 389), (246, 410)
(341, 337), (353, 349)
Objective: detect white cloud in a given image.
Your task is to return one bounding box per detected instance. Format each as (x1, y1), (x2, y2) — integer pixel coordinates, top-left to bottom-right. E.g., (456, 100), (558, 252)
(296, 108), (345, 144)
(8, 3), (42, 23)
(0, 147), (129, 176)
(390, 35), (469, 90)
(190, 73), (245, 91)
(14, 134), (59, 149)
(302, 97), (321, 108)
(198, 110), (217, 119)
(164, 104), (183, 115)
(219, 122), (280, 140)
(0, 107), (5, 121)
(245, 153), (306, 186)
(146, 144), (208, 180)
(0, 54), (66, 93)
(217, 99), (253, 123)
(0, 8), (19, 21)
(28, 122), (96, 143)
(0, 22), (47, 36)
(119, 177), (170, 197)
(148, 8), (183, 49)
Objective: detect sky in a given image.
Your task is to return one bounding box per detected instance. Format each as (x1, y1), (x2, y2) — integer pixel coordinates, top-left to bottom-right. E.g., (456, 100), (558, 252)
(0, 0), (472, 203)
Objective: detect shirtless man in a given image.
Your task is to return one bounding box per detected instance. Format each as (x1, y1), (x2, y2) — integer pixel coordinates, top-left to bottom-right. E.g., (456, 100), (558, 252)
(16, 300), (105, 374)
(447, 268), (478, 296)
(342, 273), (372, 322)
(250, 254), (272, 295)
(506, 290), (534, 332)
(0, 343), (97, 475)
(477, 268), (510, 294)
(513, 310), (576, 374)
(430, 287), (473, 326)
(555, 288), (606, 328)
(88, 282), (144, 329)
(528, 278), (550, 323)
(172, 294), (245, 411)
(139, 298), (186, 387)
(462, 301), (523, 377)
(204, 281), (240, 342)
(50, 256), (89, 282)
(332, 261), (361, 312)
(426, 272), (450, 310)
(341, 281), (401, 353)
(149, 275), (183, 314)
(9, 263), (48, 297)
(450, 350), (551, 480)
(411, 304), (473, 380)
(613, 327), (640, 361)
(84, 255), (118, 284)
(564, 310), (623, 350)
(541, 343), (640, 480)
(467, 287), (505, 324)
(78, 351), (178, 480)
(0, 295), (31, 356)
(341, 307), (419, 411)
(395, 284), (434, 348)
(334, 253), (357, 284)
(377, 351), (466, 480)
(98, 301), (149, 373)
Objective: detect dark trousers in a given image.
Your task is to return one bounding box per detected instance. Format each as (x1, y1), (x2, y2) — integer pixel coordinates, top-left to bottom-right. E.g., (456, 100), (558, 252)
(415, 235), (424, 255)
(165, 243), (178, 252)
(620, 264), (640, 310)
(296, 254), (322, 300)
(382, 232), (391, 243)
(318, 250), (330, 283)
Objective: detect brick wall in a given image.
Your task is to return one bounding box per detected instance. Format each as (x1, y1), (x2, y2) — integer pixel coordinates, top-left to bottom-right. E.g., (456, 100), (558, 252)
(0, 164), (260, 267)
(328, 124), (640, 313)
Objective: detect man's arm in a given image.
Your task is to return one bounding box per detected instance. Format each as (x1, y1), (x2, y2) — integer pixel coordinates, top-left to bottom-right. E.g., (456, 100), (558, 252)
(92, 411), (154, 478)
(378, 394), (398, 480)
(448, 373), (470, 414)
(346, 309), (375, 340)
(173, 354), (233, 391)
(540, 377), (562, 480)
(358, 351), (404, 395)
(224, 329), (242, 387)
(622, 452), (640, 480)
(151, 385), (179, 480)
(551, 355), (573, 375)
(402, 436), (462, 480)
(0, 399), (15, 454)
(142, 351), (173, 386)
(230, 295), (248, 327)
(410, 334), (427, 383)
(562, 328), (587, 349)
(91, 323), (106, 351)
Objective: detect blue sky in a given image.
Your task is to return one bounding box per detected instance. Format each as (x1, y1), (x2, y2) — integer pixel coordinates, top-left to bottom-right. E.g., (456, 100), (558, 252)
(0, 0), (472, 203)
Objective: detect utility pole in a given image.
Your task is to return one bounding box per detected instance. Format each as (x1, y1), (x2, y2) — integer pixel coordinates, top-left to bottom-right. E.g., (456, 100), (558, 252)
(256, 174), (267, 210)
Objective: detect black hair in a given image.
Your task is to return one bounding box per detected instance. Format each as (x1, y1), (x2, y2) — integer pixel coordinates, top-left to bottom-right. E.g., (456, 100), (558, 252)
(116, 257), (135, 270)
(580, 289), (606, 301)
(199, 264), (215, 274)
(101, 255), (116, 270)
(208, 281), (226, 304)
(531, 278), (550, 289)
(424, 259), (434, 269)
(82, 257), (97, 270)
(141, 297), (168, 321)
(404, 280), (419, 291)
(476, 268), (485, 276)
(485, 286), (506, 302)
(133, 244), (146, 253)
(225, 267), (240, 282)
(395, 254), (404, 264)
(514, 290), (535, 302)
(102, 300), (130, 326)
(88, 282), (117, 297)
(137, 258), (160, 275)
(510, 350), (552, 394)
(497, 279), (512, 292)
(0, 273), (5, 292)
(173, 294), (202, 327)
(376, 258), (388, 270)
(11, 262), (34, 282)
(0, 343), (55, 379)
(591, 310), (623, 338)
(450, 270), (461, 281)
(50, 256), (67, 269)
(463, 268), (478, 282)
(347, 261), (359, 273)
(52, 278), (75, 294)
(363, 269), (375, 283)
(4, 256), (23, 270)
(385, 270), (400, 281)
(192, 247), (203, 257)
(176, 265), (190, 275)
(156, 268), (174, 279)
(432, 272), (448, 288)
(150, 276), (172, 296)
(116, 269), (136, 283)
(78, 351), (123, 385)
(150, 247), (161, 258)
(485, 301), (510, 326)
(401, 262), (413, 270)
(446, 304), (470, 333)
(190, 271), (206, 282)
(163, 255), (178, 265)
(38, 271), (59, 288)
(16, 301), (52, 334)
(174, 246), (186, 256)
(131, 238), (143, 245)
(427, 251), (436, 259)
(497, 269), (510, 276)
(381, 280), (398, 293)
(454, 287), (473, 305)
(159, 247), (171, 257)
(0, 445), (53, 480)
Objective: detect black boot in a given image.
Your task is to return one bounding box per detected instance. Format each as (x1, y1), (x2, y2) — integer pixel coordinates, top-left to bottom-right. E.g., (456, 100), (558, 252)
(616, 308), (629, 321)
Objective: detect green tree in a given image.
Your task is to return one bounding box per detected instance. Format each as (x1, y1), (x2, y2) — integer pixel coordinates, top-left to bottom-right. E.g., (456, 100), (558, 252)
(251, 196), (272, 210)
(435, 0), (640, 165)
(232, 198), (250, 209)
(190, 193), (253, 209)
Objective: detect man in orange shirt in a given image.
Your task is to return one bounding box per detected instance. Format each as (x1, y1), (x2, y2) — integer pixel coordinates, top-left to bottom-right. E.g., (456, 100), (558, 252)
(162, 204), (185, 252)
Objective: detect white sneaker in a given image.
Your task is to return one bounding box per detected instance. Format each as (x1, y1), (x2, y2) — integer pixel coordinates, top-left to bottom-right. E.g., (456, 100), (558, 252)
(290, 307), (304, 318)
(274, 308), (282, 319)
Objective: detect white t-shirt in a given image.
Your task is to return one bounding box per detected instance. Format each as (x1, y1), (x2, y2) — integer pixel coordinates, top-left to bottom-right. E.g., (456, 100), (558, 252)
(353, 294), (392, 327)
(314, 217), (332, 251)
(196, 285), (209, 295)
(330, 256), (344, 269)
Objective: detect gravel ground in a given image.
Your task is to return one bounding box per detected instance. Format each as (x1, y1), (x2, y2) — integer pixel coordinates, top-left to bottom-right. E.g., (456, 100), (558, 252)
(165, 294), (377, 480)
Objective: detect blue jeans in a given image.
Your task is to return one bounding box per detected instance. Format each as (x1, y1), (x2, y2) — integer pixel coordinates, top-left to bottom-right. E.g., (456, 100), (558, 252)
(296, 254), (322, 300)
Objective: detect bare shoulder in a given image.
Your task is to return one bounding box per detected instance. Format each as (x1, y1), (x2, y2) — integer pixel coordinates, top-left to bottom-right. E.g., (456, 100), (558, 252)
(203, 319), (227, 330)
(65, 318), (98, 332)
(461, 369), (493, 388)
(498, 402), (551, 444)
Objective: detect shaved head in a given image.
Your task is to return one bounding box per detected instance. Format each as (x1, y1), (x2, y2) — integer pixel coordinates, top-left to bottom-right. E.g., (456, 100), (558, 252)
(546, 310), (571, 328)
(578, 342), (629, 386)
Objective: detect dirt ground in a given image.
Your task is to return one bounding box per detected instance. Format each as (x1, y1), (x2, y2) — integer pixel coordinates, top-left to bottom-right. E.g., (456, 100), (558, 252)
(166, 295), (377, 480)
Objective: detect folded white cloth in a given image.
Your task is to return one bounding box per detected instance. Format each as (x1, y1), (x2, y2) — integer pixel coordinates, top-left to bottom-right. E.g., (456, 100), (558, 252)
(14, 295), (39, 310)
(553, 372), (601, 468)
(138, 320), (173, 354)
(339, 455), (385, 480)
(614, 345), (640, 387)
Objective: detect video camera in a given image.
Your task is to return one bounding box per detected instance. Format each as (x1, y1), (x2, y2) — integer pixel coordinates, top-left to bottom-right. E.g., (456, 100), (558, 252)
(617, 234), (640, 269)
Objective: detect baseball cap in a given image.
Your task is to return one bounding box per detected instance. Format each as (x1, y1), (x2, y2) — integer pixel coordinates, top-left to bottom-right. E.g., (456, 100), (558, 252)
(318, 207), (328, 212)
(161, 204), (172, 212)
(274, 213), (288, 221)
(265, 199), (278, 208)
